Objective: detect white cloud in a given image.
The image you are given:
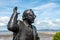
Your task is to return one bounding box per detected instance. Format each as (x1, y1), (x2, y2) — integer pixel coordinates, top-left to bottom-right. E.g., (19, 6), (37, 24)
(35, 18), (60, 30)
(34, 6), (60, 29)
(33, 3), (57, 10)
(0, 0), (22, 7)
(32, 2), (60, 30)
(0, 0), (60, 30)
(35, 20), (40, 25)
(55, 19), (60, 21)
(0, 23), (6, 26)
(33, 2), (60, 15)
(51, 0), (60, 1)
(0, 16), (9, 26)
(52, 19), (60, 26)
(32, 2), (60, 19)
(30, 1), (39, 5)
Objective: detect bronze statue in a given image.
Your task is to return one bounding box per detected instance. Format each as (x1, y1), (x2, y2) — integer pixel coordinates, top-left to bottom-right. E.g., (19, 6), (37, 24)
(7, 6), (40, 40)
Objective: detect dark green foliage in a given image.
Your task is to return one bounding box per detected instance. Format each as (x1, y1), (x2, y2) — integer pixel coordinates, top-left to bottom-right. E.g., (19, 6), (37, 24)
(53, 32), (60, 40)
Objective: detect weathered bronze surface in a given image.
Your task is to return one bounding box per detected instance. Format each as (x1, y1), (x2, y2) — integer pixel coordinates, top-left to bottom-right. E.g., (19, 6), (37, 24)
(7, 7), (40, 40)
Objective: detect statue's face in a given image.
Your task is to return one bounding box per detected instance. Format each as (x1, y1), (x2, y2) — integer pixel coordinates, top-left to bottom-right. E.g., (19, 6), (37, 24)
(26, 11), (36, 23)
(22, 9), (36, 23)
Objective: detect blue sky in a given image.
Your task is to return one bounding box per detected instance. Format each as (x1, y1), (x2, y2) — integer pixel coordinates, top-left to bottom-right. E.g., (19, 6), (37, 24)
(0, 0), (60, 31)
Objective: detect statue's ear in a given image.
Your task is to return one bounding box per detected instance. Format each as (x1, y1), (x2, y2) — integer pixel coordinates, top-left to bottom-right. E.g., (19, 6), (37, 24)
(22, 16), (28, 20)
(22, 17), (25, 20)
(34, 15), (36, 18)
(22, 13), (25, 20)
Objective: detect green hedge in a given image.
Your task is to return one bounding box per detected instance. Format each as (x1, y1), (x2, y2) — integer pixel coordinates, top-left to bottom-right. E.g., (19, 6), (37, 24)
(53, 32), (60, 40)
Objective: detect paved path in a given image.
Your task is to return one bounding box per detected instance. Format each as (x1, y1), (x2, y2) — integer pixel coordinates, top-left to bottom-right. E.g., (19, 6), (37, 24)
(38, 32), (55, 40)
(0, 32), (55, 40)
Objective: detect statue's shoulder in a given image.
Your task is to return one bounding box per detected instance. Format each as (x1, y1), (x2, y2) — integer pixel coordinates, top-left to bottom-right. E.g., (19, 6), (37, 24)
(17, 20), (23, 24)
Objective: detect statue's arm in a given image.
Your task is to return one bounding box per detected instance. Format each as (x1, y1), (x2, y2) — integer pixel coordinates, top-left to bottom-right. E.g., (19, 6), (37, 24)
(36, 32), (40, 40)
(34, 27), (40, 40)
(33, 25), (40, 40)
(7, 7), (19, 32)
(35, 29), (40, 40)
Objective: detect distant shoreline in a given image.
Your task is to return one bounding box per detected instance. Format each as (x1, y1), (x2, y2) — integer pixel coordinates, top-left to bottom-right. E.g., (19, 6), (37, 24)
(0, 30), (60, 32)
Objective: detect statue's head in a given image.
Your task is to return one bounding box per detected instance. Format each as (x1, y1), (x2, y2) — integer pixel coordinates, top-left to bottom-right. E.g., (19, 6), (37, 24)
(22, 9), (36, 23)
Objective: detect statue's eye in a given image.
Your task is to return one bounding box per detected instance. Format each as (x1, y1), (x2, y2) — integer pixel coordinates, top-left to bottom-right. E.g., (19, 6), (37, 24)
(29, 15), (32, 16)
